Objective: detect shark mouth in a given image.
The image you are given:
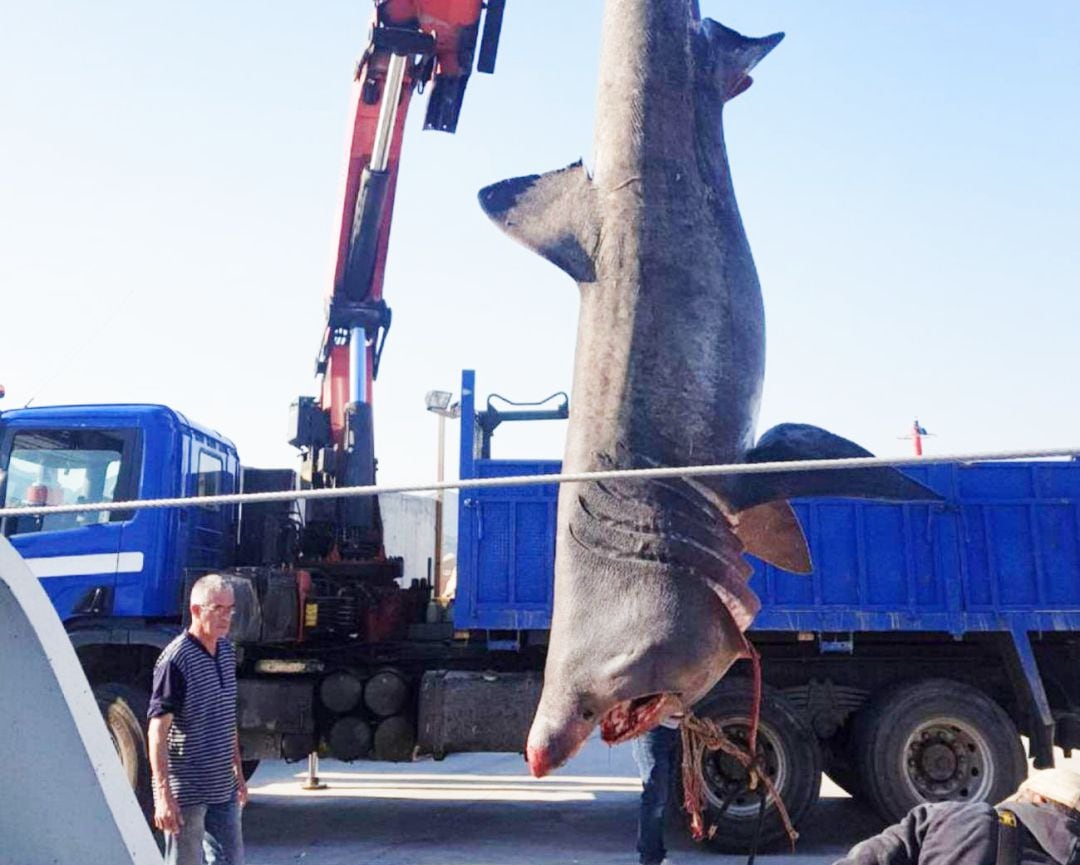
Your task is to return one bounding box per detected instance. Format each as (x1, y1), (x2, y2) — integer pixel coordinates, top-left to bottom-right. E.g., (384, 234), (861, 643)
(599, 692), (684, 745)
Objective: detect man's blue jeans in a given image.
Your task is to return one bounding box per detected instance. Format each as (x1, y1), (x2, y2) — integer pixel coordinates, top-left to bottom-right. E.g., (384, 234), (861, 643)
(164, 796), (244, 865)
(632, 725), (680, 865)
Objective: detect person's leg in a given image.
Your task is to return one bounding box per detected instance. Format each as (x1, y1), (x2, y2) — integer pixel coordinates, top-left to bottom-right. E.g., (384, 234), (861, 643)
(633, 727), (679, 865)
(655, 724), (680, 804)
(163, 804), (207, 865)
(203, 796), (244, 865)
(656, 727), (681, 855)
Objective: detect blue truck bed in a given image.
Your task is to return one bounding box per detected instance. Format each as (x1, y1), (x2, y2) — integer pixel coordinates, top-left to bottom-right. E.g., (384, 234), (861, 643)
(454, 371), (1080, 638)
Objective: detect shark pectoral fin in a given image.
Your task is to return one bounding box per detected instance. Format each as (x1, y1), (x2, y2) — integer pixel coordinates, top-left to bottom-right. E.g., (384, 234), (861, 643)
(732, 500), (812, 575)
(478, 160), (598, 283)
(726, 423), (944, 510)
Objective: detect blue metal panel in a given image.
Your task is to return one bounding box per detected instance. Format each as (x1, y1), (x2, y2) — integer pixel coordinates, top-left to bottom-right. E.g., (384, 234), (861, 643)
(455, 375), (1080, 639)
(1041, 505), (1080, 605)
(741, 461), (1080, 635)
(454, 371), (561, 630)
(457, 459), (560, 630)
(753, 500), (951, 617)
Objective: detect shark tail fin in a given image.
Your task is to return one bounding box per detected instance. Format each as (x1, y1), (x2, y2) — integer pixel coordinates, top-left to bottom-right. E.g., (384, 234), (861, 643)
(478, 161), (598, 284)
(699, 20), (784, 101)
(726, 423), (944, 512)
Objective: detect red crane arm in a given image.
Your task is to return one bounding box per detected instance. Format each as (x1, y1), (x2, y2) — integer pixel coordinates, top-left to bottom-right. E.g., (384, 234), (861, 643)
(318, 0), (501, 445)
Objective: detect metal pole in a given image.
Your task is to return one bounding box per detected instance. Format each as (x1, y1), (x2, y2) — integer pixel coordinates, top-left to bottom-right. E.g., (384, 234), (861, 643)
(433, 412), (446, 598)
(370, 52), (408, 172)
(301, 752), (327, 791)
(349, 327), (368, 406)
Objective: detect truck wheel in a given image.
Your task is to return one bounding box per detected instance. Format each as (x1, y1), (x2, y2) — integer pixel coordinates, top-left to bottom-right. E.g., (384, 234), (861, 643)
(854, 679), (1026, 824)
(94, 682), (153, 818)
(688, 681), (822, 853)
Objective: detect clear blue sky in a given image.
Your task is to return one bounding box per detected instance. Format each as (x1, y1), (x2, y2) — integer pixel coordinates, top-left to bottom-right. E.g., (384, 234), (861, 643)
(2, 2), (1078, 486)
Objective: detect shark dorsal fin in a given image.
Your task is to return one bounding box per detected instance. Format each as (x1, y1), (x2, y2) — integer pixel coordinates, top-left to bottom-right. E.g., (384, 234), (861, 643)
(478, 161), (599, 284)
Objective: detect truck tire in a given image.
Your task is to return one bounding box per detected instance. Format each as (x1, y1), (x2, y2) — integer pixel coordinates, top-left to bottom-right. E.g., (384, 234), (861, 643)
(854, 678), (1026, 824)
(688, 681), (822, 853)
(94, 682), (153, 818)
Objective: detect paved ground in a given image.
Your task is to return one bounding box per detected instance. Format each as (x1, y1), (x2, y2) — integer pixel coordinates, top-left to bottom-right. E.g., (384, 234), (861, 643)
(243, 734), (886, 865)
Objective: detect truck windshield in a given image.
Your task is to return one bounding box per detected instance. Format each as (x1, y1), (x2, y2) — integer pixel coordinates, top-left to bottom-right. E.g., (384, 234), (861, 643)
(1, 429), (132, 535)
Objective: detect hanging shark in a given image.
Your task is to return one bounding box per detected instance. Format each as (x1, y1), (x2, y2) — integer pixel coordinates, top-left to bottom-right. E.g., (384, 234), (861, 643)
(478, 0), (940, 777)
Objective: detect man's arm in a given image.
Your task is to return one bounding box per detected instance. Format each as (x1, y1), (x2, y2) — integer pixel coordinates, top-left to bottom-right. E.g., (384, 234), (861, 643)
(834, 821), (919, 865)
(832, 802), (995, 865)
(148, 714), (182, 833)
(147, 653), (185, 833)
(233, 732), (248, 807)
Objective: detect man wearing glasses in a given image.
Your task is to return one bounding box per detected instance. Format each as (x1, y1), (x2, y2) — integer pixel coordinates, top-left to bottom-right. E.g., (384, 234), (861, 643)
(148, 574), (247, 865)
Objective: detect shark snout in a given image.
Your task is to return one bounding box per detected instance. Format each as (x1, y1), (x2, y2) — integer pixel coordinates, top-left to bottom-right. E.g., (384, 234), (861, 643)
(525, 743), (553, 778)
(525, 711), (595, 778)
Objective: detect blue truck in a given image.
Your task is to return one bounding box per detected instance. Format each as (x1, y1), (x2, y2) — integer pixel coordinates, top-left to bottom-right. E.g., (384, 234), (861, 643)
(452, 368), (1080, 848)
(3, 368), (1080, 851)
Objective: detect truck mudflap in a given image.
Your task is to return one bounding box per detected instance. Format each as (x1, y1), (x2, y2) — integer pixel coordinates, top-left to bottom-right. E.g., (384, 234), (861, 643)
(1002, 628), (1056, 769)
(417, 670), (542, 758)
(1056, 713), (1080, 753)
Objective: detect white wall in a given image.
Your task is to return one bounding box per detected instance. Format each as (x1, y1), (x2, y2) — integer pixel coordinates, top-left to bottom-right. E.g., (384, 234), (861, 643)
(0, 537), (162, 865)
(380, 491), (457, 588)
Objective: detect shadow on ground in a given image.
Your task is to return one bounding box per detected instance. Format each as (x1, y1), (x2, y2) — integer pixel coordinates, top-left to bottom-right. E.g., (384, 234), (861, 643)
(243, 738), (887, 865)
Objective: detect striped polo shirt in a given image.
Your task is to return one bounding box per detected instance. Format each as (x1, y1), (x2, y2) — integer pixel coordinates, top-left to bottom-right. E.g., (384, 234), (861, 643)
(148, 632), (238, 806)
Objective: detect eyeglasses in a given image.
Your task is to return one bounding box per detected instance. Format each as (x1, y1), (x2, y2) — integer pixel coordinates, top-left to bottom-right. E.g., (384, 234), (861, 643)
(202, 603), (235, 616)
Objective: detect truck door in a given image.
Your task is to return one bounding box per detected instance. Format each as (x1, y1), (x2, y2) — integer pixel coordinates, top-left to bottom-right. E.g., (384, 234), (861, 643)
(0, 428), (141, 620)
(183, 445), (235, 574)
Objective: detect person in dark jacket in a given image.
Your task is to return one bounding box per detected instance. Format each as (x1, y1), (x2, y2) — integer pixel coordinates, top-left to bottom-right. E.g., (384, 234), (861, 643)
(834, 767), (1080, 865)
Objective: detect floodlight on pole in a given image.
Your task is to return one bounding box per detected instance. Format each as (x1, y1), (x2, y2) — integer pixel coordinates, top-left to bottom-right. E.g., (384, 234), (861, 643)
(425, 390), (454, 413)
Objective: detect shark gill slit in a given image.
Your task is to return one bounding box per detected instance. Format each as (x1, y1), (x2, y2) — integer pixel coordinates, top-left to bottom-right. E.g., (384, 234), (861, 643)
(569, 476), (747, 576)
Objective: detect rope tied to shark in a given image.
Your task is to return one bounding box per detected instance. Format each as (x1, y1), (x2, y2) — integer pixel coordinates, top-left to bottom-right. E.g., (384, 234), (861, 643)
(680, 644), (799, 856)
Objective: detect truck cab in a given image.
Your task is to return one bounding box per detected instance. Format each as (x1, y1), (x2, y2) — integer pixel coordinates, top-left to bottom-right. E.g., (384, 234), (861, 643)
(0, 403), (238, 627)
